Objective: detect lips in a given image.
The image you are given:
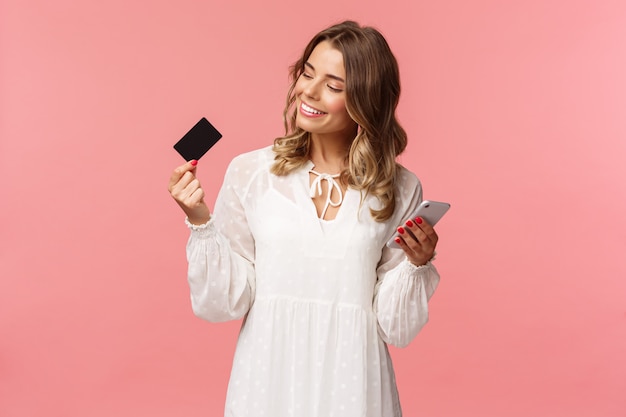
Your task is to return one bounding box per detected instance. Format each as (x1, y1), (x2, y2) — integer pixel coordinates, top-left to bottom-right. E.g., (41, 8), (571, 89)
(300, 101), (327, 117)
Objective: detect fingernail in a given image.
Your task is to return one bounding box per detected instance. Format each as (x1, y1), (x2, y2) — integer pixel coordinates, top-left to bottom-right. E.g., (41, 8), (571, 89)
(405, 220), (414, 227)
(190, 160), (198, 166)
(397, 227), (405, 234)
(415, 217), (423, 224)
(394, 237), (401, 244)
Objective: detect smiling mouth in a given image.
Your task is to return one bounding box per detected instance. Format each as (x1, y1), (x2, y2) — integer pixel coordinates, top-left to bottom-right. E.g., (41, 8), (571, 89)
(300, 102), (327, 116)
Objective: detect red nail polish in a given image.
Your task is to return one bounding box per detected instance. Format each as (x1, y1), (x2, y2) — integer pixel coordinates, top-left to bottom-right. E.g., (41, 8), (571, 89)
(397, 227), (405, 234)
(415, 217), (423, 224)
(190, 160), (198, 166)
(405, 220), (414, 227)
(394, 237), (402, 244)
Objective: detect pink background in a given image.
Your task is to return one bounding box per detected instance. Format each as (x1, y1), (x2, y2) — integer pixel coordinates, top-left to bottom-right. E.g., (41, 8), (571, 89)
(2, 0), (625, 416)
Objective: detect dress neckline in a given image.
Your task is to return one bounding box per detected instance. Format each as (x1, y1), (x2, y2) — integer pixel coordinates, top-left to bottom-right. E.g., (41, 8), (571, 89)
(308, 169), (344, 220)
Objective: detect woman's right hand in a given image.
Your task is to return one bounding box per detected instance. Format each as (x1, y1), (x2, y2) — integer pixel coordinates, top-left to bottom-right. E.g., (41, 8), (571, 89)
(168, 160), (211, 225)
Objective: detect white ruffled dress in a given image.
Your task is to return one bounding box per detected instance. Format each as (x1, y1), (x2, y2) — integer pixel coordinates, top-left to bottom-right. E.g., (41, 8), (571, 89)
(185, 146), (440, 417)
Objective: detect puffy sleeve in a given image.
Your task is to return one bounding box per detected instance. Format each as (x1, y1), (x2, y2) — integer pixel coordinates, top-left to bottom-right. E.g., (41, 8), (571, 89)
(373, 173), (441, 348)
(185, 156), (256, 322)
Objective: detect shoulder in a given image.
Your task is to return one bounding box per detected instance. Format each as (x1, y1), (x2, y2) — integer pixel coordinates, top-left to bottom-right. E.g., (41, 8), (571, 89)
(395, 164), (423, 200)
(222, 146), (275, 195)
(228, 145), (275, 172)
(385, 164), (423, 222)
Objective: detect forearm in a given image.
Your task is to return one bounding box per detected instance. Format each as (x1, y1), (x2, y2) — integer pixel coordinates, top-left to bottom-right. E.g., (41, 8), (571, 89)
(375, 260), (440, 347)
(186, 219), (255, 322)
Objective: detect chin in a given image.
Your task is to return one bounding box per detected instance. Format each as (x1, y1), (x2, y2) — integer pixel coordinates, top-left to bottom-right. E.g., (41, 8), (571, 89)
(295, 117), (318, 133)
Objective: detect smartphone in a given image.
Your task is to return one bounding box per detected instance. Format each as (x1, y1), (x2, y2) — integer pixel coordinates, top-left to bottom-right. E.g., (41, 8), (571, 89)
(386, 200), (450, 249)
(173, 117), (222, 161)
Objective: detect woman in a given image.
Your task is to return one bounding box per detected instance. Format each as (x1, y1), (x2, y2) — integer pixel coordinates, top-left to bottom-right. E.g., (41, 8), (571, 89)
(168, 20), (440, 417)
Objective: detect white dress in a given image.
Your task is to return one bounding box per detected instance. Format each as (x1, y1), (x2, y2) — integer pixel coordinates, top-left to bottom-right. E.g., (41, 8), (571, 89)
(185, 146), (440, 417)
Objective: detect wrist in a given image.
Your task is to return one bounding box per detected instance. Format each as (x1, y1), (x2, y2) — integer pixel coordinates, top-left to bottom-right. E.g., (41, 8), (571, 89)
(186, 215), (211, 225)
(185, 216), (212, 229)
(408, 250), (437, 267)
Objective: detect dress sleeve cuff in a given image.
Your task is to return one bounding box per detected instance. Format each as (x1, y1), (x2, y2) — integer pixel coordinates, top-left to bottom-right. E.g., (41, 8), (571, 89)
(403, 250), (436, 273)
(184, 217), (216, 238)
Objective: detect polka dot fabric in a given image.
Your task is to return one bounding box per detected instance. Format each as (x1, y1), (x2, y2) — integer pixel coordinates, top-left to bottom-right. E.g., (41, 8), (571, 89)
(185, 146), (440, 416)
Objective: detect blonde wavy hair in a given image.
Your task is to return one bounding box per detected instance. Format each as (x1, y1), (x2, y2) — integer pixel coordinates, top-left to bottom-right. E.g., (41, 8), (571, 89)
(271, 21), (407, 222)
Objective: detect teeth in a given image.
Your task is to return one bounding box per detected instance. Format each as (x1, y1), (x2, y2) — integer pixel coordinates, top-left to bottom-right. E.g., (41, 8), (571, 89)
(302, 103), (325, 115)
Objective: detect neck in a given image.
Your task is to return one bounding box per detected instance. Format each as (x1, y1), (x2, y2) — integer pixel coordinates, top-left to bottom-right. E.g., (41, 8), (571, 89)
(308, 131), (355, 173)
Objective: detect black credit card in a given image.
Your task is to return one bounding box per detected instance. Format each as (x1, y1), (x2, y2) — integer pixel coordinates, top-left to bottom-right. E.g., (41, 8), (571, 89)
(173, 117), (222, 161)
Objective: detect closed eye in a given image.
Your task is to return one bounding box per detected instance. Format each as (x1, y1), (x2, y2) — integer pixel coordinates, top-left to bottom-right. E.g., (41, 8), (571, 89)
(327, 84), (343, 93)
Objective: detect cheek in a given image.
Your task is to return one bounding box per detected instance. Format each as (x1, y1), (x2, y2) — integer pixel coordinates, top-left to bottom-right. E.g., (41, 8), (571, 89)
(293, 76), (306, 97)
(325, 96), (348, 116)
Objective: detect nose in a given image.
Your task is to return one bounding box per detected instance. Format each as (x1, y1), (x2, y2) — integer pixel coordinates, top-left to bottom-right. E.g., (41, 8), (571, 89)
(303, 78), (321, 100)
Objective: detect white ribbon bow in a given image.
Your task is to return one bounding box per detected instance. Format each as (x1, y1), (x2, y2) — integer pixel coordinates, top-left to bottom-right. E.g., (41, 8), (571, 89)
(309, 170), (343, 219)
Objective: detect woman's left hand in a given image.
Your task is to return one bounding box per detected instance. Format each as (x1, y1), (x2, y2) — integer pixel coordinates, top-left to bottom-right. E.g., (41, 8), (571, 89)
(394, 217), (439, 266)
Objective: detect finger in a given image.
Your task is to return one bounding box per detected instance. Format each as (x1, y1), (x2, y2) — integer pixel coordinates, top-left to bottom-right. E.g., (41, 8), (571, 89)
(170, 172), (197, 203)
(168, 160), (198, 191)
(170, 160), (196, 185)
(178, 177), (203, 204)
(187, 186), (205, 205)
(400, 220), (437, 261)
(397, 226), (423, 253)
(415, 217), (439, 246)
(414, 216), (433, 231)
(403, 220), (428, 246)
(178, 171), (198, 190)
(393, 234), (413, 253)
(406, 218), (438, 247)
(394, 230), (430, 266)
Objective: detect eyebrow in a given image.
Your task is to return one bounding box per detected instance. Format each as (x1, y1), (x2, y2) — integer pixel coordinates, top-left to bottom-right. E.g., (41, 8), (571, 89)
(304, 62), (345, 83)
